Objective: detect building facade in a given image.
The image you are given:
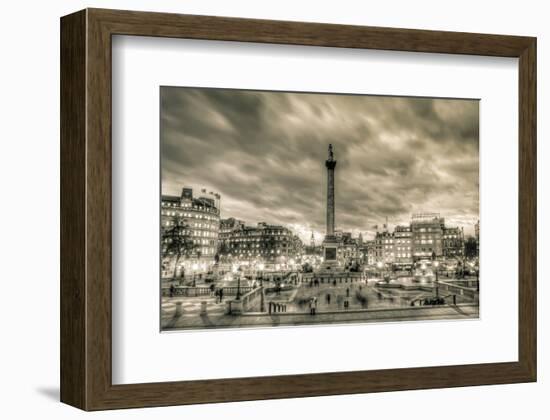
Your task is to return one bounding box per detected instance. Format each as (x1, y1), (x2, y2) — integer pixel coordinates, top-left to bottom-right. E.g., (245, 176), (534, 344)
(218, 221), (303, 264)
(374, 231), (395, 264)
(336, 231), (361, 267)
(394, 225), (413, 265)
(363, 214), (465, 267)
(442, 226), (465, 259)
(219, 217), (245, 253)
(161, 187), (221, 277)
(361, 240), (377, 266)
(411, 213), (444, 261)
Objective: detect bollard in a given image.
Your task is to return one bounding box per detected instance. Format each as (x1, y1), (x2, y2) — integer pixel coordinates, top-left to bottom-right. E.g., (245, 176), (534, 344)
(200, 301), (207, 315)
(175, 301), (183, 316)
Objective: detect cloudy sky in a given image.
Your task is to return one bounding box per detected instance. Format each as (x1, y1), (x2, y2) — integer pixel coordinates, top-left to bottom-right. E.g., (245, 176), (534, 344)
(161, 87), (479, 243)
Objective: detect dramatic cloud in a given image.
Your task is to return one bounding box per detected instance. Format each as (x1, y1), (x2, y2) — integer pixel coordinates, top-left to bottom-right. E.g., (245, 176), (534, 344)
(161, 87), (479, 242)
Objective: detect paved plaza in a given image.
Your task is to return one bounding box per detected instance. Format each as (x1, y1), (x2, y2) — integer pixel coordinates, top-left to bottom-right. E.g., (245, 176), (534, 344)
(161, 279), (479, 330)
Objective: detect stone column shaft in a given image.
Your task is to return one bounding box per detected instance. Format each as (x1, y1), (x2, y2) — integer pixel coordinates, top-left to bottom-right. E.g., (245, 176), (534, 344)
(325, 158), (337, 237)
(326, 167), (335, 236)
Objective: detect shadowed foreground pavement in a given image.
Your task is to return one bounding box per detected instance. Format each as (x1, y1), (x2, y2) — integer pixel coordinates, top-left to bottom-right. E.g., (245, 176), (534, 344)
(161, 303), (479, 330)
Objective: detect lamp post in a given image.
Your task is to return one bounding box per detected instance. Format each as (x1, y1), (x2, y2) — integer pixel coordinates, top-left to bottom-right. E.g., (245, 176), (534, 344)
(236, 274), (241, 300)
(232, 263), (241, 300)
(376, 261), (383, 281)
(191, 263), (198, 287)
(257, 262), (265, 312)
(257, 263), (265, 287)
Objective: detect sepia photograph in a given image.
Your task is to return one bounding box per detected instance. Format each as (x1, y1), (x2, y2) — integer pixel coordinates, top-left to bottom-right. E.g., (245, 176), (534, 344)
(160, 87), (480, 331)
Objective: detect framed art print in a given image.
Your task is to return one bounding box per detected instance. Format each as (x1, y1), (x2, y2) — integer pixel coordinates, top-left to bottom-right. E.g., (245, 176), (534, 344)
(61, 8), (536, 410)
(157, 87), (480, 331)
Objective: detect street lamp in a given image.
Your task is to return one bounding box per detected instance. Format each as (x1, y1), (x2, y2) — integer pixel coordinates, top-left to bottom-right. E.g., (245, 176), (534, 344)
(236, 276), (241, 300)
(191, 263), (198, 286)
(229, 263), (240, 299)
(376, 261), (384, 281)
(433, 261), (440, 298)
(257, 263), (265, 286)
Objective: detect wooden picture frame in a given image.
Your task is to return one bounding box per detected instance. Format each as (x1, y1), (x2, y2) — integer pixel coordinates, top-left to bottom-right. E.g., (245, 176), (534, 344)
(60, 8), (536, 411)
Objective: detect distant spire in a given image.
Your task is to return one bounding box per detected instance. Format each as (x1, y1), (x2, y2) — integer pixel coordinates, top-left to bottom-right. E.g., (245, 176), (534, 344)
(310, 231), (315, 247)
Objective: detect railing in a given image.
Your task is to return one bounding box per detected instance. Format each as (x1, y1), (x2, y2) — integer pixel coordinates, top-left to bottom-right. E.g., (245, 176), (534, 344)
(260, 271), (299, 281)
(437, 281), (479, 300)
(241, 287), (264, 312)
(220, 286), (255, 296)
(162, 286), (255, 297)
(440, 278), (478, 288)
(301, 272), (364, 284)
(226, 286), (264, 314)
(162, 287), (212, 297)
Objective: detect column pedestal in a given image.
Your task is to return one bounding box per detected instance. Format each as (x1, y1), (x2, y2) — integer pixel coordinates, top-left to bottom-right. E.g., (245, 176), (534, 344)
(320, 235), (340, 271)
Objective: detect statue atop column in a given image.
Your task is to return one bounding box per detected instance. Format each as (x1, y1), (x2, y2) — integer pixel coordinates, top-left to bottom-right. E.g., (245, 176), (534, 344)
(326, 144), (336, 168)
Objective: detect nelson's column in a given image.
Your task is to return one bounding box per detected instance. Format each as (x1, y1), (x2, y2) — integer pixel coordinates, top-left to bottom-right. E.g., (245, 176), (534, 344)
(322, 144), (340, 270)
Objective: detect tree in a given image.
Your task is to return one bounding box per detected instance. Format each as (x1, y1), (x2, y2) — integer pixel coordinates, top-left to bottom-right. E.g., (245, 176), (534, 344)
(455, 260), (464, 278)
(302, 262), (313, 273)
(349, 260), (361, 272)
(217, 241), (231, 262)
(464, 237), (478, 259)
(162, 216), (197, 279)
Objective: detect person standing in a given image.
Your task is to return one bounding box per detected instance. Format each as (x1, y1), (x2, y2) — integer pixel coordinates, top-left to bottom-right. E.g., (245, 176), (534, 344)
(310, 297), (317, 315)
